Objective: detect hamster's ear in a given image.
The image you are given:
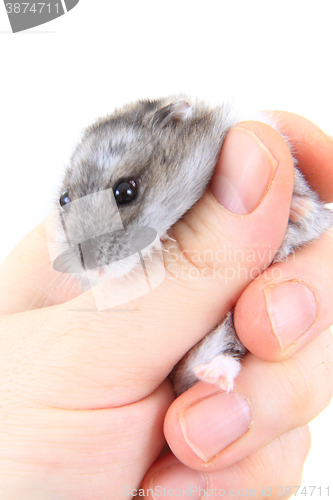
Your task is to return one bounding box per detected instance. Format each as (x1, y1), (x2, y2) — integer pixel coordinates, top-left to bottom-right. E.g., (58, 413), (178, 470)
(151, 100), (192, 128)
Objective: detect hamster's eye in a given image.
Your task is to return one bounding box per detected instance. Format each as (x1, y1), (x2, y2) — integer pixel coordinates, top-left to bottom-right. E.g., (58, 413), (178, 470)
(59, 190), (71, 208)
(114, 180), (138, 205)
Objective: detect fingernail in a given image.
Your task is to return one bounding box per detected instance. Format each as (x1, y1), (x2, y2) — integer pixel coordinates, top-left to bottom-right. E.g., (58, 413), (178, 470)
(211, 127), (277, 214)
(151, 465), (207, 499)
(180, 392), (251, 463)
(265, 281), (317, 350)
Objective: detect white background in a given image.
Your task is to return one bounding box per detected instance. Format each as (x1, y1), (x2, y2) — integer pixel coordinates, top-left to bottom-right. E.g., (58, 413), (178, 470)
(0, 0), (332, 496)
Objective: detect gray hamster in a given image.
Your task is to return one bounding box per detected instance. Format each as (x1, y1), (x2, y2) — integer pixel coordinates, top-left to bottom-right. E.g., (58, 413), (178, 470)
(56, 96), (333, 396)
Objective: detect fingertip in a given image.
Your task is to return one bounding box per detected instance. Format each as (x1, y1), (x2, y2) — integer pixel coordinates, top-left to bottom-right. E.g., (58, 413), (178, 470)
(164, 382), (225, 469)
(234, 233), (333, 361)
(234, 276), (320, 362)
(269, 111), (333, 203)
(234, 279), (280, 361)
(210, 125), (278, 214)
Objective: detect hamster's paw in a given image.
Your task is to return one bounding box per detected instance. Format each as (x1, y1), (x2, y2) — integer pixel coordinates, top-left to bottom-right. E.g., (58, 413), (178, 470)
(193, 354), (241, 392)
(289, 195), (317, 224)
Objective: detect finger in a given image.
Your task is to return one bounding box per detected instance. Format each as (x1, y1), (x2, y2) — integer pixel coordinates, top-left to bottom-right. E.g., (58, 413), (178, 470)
(0, 221), (84, 314)
(234, 231), (333, 360)
(141, 426), (311, 500)
(163, 328), (333, 471)
(269, 111), (333, 203)
(0, 379), (173, 495)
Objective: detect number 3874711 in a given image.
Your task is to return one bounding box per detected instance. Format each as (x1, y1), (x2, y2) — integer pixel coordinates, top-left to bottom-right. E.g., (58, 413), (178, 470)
(5, 3), (60, 14)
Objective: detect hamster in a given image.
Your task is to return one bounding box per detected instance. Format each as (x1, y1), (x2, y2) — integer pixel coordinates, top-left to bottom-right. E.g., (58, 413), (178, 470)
(55, 96), (333, 397)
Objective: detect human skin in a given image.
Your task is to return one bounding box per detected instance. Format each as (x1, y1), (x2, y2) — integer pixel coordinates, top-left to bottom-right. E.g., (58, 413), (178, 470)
(0, 113), (332, 499)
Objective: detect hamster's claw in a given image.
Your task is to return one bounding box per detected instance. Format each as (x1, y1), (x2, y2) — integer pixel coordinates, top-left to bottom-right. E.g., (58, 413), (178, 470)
(160, 233), (177, 243)
(193, 354), (242, 393)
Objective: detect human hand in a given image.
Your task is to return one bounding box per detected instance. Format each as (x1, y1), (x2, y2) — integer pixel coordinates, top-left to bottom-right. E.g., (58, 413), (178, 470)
(0, 114), (332, 499)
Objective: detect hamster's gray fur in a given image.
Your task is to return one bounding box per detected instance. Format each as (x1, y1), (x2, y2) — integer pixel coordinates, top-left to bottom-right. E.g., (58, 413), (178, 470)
(56, 96), (333, 396)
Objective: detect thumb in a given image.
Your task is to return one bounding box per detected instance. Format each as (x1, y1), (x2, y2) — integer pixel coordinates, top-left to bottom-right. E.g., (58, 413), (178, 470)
(166, 120), (294, 303)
